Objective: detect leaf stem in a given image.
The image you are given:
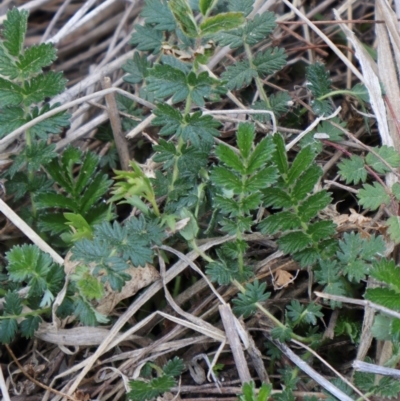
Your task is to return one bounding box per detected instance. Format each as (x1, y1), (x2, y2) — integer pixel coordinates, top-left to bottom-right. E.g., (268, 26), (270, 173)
(244, 43), (271, 109)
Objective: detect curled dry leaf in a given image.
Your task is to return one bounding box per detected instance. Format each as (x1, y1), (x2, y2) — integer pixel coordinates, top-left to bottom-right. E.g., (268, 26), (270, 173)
(95, 264), (160, 315)
(273, 269), (295, 290)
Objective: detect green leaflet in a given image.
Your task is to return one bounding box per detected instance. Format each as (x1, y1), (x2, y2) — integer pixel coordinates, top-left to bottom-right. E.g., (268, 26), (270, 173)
(200, 13), (245, 36)
(168, 0), (198, 38)
(358, 182), (390, 210)
(3, 8), (28, 57)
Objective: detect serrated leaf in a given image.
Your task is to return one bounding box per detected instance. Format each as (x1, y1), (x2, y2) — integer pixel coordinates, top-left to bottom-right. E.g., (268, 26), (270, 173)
(214, 29), (244, 49)
(312, 118), (346, 142)
(206, 259), (235, 285)
(337, 232), (363, 264)
(74, 297), (100, 326)
(77, 273), (104, 300)
(22, 72), (67, 105)
(35, 192), (78, 211)
(258, 211), (301, 234)
(298, 191), (332, 221)
(287, 146), (316, 185)
(388, 216), (400, 244)
(244, 12), (276, 45)
(10, 141), (57, 177)
(6, 244), (53, 283)
(338, 155), (367, 184)
(306, 62), (331, 97)
(365, 288), (400, 311)
(291, 165), (321, 201)
(246, 136), (275, 174)
(128, 375), (176, 401)
(141, 0), (175, 31)
(215, 144), (244, 173)
(0, 106), (26, 138)
(278, 231), (311, 254)
(130, 24), (163, 53)
(263, 188), (293, 208)
(287, 300), (323, 326)
(272, 133), (288, 174)
(0, 47), (18, 78)
(222, 61), (256, 90)
(147, 64), (187, 103)
(253, 47), (287, 75)
(181, 112), (220, 146)
(16, 43), (57, 78)
(211, 166), (242, 193)
(162, 357), (185, 376)
(232, 279), (270, 318)
(3, 8), (28, 57)
(200, 13), (245, 36)
(307, 220), (336, 241)
(4, 291), (23, 315)
(20, 316), (41, 339)
(360, 235), (385, 261)
(270, 325), (293, 342)
(245, 166), (277, 192)
(28, 103), (70, 138)
(252, 91), (291, 121)
(123, 52), (150, 84)
(237, 122), (254, 159)
(0, 318), (18, 344)
(378, 376), (400, 398)
(0, 77), (23, 107)
(153, 105), (220, 146)
(343, 259), (368, 282)
(168, 0), (198, 38)
(228, 0), (253, 16)
(370, 259), (400, 293)
(366, 145), (400, 174)
(358, 182), (390, 210)
(311, 99), (332, 116)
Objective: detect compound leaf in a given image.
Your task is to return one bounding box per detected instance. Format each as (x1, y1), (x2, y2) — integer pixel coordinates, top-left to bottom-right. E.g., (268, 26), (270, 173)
(232, 279), (270, 318)
(16, 43), (57, 78)
(258, 211), (301, 234)
(228, 0), (253, 16)
(306, 62), (331, 97)
(253, 47), (287, 76)
(244, 12), (276, 45)
(338, 155), (367, 184)
(358, 182), (390, 210)
(141, 0), (175, 31)
(3, 8), (28, 57)
(278, 231), (311, 254)
(23, 72), (67, 105)
(222, 61), (256, 90)
(298, 191), (332, 221)
(366, 145), (400, 174)
(130, 24), (163, 53)
(287, 146), (315, 185)
(365, 287), (400, 311)
(0, 77), (23, 107)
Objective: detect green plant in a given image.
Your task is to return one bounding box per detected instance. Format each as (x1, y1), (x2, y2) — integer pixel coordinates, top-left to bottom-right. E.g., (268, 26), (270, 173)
(3, 2), (400, 401)
(127, 357), (184, 401)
